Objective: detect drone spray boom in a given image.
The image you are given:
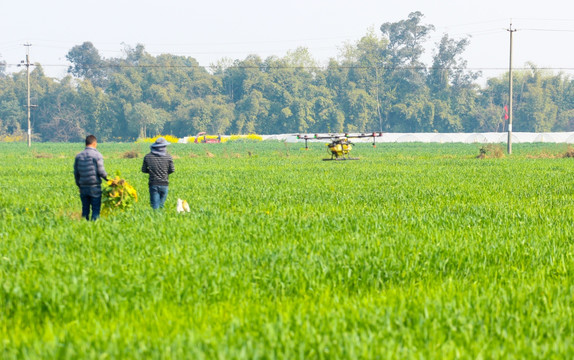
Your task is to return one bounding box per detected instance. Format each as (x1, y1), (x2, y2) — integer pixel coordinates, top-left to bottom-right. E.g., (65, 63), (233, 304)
(296, 132), (383, 160)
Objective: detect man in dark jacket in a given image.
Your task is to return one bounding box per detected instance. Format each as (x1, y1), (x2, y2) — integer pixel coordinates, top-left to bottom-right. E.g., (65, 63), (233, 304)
(74, 135), (108, 220)
(142, 137), (175, 209)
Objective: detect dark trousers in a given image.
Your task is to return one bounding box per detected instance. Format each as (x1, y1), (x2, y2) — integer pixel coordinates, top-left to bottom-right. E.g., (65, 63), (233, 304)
(149, 185), (169, 209)
(80, 186), (102, 220)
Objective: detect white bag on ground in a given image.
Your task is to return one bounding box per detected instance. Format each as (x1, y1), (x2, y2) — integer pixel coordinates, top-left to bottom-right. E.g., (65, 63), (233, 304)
(177, 198), (190, 213)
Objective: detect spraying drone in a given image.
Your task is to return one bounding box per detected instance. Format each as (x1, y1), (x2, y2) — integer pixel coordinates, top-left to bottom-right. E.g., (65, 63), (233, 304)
(296, 132), (383, 161)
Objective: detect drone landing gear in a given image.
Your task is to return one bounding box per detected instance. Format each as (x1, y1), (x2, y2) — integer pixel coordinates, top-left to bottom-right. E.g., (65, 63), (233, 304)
(322, 157), (360, 161)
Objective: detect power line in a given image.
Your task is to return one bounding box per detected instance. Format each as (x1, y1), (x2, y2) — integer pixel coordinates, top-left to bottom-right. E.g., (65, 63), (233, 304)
(512, 17), (574, 22)
(6, 62), (574, 72)
(521, 28), (574, 32)
(2, 20), (574, 77)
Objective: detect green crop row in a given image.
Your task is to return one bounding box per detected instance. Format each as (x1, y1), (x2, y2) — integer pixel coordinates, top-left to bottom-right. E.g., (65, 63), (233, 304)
(1, 142), (574, 359)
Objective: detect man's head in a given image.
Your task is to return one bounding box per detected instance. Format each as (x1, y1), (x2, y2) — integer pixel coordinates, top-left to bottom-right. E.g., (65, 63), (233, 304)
(85, 135), (97, 147)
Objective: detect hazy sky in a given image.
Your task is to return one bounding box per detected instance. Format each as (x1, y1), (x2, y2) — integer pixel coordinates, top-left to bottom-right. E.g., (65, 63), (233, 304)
(1, 0), (573, 83)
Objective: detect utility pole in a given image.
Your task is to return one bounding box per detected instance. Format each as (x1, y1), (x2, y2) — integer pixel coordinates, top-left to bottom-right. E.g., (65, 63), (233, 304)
(19, 43), (34, 147)
(507, 23), (516, 154)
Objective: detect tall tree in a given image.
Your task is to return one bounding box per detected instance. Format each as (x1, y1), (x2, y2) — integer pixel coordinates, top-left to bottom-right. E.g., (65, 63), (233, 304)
(76, 79), (114, 139)
(346, 29), (388, 131)
(380, 11), (434, 67)
(126, 102), (165, 138)
(0, 99), (24, 135)
(429, 34), (474, 97)
(66, 42), (105, 86)
(234, 90), (270, 133)
(380, 11), (434, 94)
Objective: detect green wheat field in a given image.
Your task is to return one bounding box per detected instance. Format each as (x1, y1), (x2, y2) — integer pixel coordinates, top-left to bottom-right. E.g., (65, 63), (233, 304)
(1, 141), (573, 359)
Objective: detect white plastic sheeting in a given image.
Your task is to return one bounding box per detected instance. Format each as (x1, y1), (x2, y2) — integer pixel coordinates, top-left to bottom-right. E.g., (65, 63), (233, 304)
(260, 132), (574, 144)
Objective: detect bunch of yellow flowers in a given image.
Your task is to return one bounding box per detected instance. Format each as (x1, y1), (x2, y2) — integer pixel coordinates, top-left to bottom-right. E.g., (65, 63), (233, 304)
(102, 176), (138, 215)
(221, 134), (263, 143)
(138, 135), (179, 144)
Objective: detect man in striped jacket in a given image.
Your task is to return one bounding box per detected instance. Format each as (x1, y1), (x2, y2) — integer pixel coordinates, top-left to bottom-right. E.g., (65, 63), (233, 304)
(142, 137), (175, 209)
(74, 135), (108, 220)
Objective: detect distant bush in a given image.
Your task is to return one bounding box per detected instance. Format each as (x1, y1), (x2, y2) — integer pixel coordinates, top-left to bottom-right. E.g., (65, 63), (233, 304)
(562, 146), (574, 158)
(477, 144), (505, 159)
(120, 150), (140, 159)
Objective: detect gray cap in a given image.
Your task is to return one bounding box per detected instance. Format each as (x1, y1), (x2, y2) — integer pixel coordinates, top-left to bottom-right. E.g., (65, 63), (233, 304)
(151, 137), (170, 148)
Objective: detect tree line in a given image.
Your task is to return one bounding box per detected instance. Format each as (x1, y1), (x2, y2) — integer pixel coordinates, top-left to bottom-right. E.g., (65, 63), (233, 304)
(1, 12), (574, 142)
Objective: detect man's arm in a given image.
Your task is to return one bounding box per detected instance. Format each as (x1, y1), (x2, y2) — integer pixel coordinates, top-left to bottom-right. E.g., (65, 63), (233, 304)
(73, 157), (80, 187)
(142, 155), (149, 173)
(96, 154), (108, 181)
(168, 156), (175, 174)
